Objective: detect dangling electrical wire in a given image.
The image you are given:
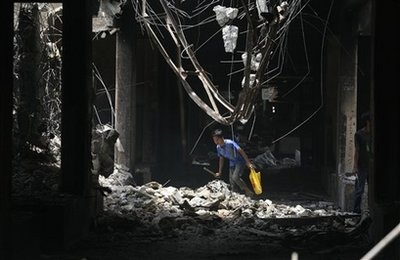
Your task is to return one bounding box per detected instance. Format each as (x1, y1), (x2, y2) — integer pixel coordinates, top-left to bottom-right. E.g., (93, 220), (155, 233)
(92, 62), (115, 127)
(228, 52), (235, 142)
(271, 0), (335, 144)
(133, 0), (308, 125)
(93, 105), (103, 126)
(248, 111), (256, 141)
(281, 9), (310, 98)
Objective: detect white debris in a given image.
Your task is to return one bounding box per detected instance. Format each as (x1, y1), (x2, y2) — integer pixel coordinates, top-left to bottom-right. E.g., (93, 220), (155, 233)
(260, 86), (278, 102)
(314, 209), (328, 216)
(256, 0), (269, 19)
(213, 5), (238, 27)
(277, 1), (289, 21)
(241, 52), (262, 71)
(222, 25), (239, 53)
(242, 208), (254, 218)
(292, 205), (308, 216)
(99, 166), (357, 236)
(99, 164), (134, 186)
(241, 74), (257, 88)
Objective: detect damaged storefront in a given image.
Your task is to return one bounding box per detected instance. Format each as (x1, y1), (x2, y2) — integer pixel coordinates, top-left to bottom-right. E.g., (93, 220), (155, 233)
(1, 0), (399, 259)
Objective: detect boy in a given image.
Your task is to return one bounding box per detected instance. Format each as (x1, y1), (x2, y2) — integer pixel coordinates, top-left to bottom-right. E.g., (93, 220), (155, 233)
(212, 129), (255, 197)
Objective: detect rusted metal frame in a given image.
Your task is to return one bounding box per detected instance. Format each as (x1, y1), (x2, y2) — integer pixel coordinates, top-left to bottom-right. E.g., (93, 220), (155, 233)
(142, 1), (229, 124)
(242, 3), (282, 120)
(142, 0), (273, 125)
(227, 0), (256, 123)
(255, 24), (278, 85)
(239, 0), (255, 91)
(159, 0), (234, 113)
(256, 4), (280, 83)
(166, 19), (220, 114)
(231, 16), (280, 123)
(242, 27), (279, 121)
(239, 11), (281, 123)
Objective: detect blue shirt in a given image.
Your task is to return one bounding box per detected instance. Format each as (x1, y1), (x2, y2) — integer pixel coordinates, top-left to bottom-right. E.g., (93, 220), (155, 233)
(217, 139), (245, 167)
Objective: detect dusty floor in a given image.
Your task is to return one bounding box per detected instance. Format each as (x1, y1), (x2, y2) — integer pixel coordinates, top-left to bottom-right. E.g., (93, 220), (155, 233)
(11, 160), (373, 260)
(36, 191), (372, 260)
(38, 212), (371, 260)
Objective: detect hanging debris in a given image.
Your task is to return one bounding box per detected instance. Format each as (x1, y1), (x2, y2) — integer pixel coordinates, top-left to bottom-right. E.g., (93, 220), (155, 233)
(277, 1), (289, 21)
(241, 52), (263, 72)
(133, 1), (304, 125)
(91, 124), (120, 178)
(212, 5), (239, 27)
(222, 25), (239, 53)
(256, 0), (270, 20)
(241, 74), (257, 88)
(93, 0), (127, 35)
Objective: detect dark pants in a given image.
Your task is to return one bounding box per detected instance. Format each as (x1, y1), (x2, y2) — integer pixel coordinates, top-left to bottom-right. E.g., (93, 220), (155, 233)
(229, 163), (248, 192)
(353, 168), (369, 214)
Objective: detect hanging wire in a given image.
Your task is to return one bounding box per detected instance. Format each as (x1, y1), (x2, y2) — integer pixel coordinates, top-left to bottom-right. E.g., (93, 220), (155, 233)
(189, 112), (231, 155)
(248, 111), (256, 141)
(228, 52), (235, 142)
(93, 105), (103, 126)
(281, 9), (310, 98)
(92, 62), (115, 128)
(271, 0), (335, 144)
(133, 0), (310, 125)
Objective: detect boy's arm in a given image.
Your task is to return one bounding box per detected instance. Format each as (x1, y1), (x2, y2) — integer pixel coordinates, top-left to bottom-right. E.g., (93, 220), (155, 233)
(238, 148), (254, 169)
(216, 156), (224, 178)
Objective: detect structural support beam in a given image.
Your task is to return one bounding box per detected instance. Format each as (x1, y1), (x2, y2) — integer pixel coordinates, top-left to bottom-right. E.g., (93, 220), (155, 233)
(115, 4), (137, 172)
(0, 1), (14, 258)
(61, 0), (93, 195)
(336, 24), (358, 212)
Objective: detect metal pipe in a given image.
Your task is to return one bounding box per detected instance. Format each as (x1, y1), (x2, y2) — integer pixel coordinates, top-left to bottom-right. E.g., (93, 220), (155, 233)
(361, 222), (400, 260)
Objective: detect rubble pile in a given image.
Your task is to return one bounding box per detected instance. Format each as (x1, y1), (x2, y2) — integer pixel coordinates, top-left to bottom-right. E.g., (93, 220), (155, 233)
(99, 166), (363, 244)
(12, 146), (61, 199)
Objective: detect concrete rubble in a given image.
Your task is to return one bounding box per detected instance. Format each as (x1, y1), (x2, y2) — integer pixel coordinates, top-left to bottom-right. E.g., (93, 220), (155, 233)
(99, 165), (366, 244)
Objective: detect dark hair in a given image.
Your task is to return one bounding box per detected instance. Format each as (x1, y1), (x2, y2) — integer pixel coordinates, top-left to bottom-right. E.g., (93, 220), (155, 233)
(212, 129), (223, 138)
(361, 112), (370, 126)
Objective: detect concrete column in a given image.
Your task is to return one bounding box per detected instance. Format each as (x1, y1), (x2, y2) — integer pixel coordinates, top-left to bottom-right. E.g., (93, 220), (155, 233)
(322, 35), (340, 200)
(0, 1), (13, 258)
(61, 0), (93, 195)
(56, 1), (98, 249)
(115, 4), (137, 172)
(336, 29), (358, 212)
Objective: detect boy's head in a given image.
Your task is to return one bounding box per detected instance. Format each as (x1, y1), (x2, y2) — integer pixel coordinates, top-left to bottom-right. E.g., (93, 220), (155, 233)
(212, 129), (224, 145)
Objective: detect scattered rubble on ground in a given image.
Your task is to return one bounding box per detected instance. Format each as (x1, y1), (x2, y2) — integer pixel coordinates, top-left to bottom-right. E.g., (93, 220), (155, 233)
(11, 154), (370, 252)
(98, 165), (368, 249)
